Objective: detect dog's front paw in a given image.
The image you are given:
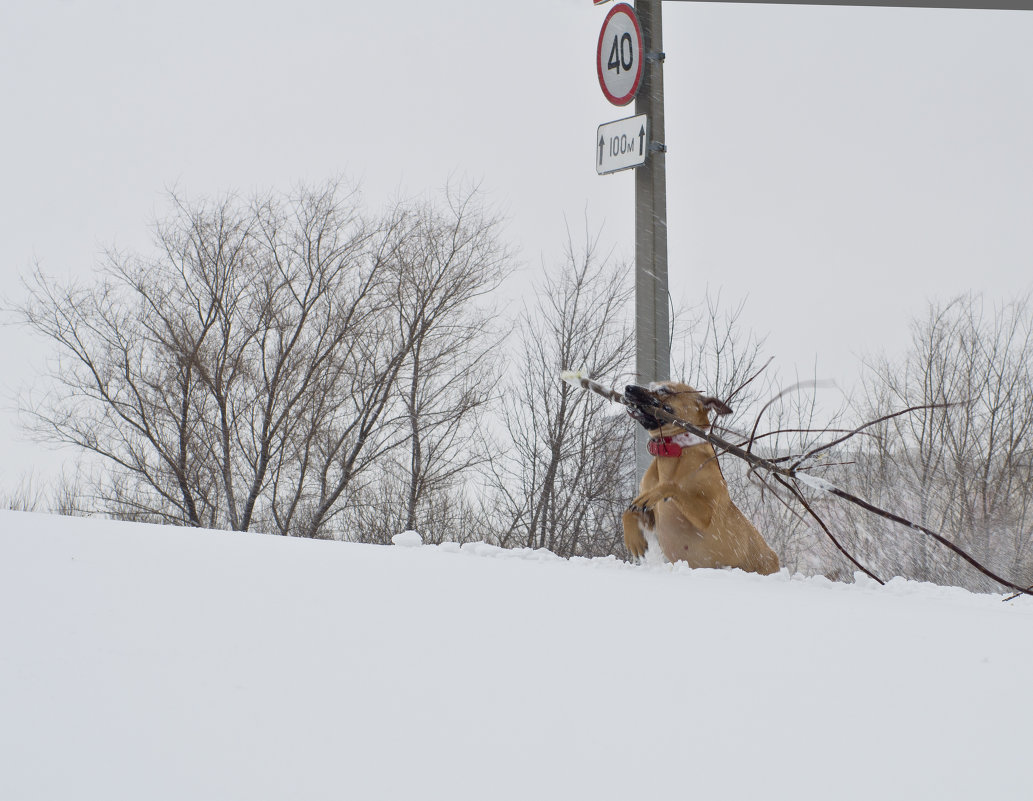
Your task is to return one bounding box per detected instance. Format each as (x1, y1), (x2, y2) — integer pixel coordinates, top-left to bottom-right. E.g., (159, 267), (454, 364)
(630, 491), (652, 511)
(621, 508), (650, 559)
(635, 481), (686, 510)
(632, 486), (666, 510)
(624, 528), (648, 559)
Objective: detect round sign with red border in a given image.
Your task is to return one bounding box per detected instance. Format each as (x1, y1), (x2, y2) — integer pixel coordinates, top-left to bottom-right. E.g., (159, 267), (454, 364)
(596, 3), (643, 107)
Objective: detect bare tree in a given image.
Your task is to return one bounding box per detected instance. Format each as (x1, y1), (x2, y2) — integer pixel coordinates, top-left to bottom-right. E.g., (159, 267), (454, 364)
(343, 189), (510, 544)
(839, 294), (1033, 589)
(15, 182), (512, 539)
(1, 473), (48, 513)
(672, 291), (770, 407)
(487, 229), (635, 558)
(1, 470), (86, 516)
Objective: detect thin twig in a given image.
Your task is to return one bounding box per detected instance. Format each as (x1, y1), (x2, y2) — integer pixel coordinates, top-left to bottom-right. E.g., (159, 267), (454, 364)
(790, 401), (959, 472)
(745, 380), (833, 458)
(1003, 585), (1032, 603)
(724, 356), (774, 406)
(814, 479), (1033, 597)
(749, 469), (812, 528)
(724, 426), (875, 448)
(773, 473), (885, 584)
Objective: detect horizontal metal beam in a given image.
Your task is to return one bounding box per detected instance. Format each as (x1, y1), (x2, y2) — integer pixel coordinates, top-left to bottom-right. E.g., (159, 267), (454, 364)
(662, 0), (1033, 9)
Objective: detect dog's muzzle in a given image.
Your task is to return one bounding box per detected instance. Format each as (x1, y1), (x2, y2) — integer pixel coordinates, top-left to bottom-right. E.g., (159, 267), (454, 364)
(624, 384), (667, 430)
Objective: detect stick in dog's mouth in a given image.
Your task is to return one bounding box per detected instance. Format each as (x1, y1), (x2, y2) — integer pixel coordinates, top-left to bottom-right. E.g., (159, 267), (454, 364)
(623, 384), (667, 430)
(560, 372), (673, 431)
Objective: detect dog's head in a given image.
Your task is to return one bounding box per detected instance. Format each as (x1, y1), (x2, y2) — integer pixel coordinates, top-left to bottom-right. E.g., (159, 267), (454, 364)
(624, 381), (732, 434)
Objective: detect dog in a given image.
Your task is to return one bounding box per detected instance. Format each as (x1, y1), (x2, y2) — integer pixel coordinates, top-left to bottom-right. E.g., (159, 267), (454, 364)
(622, 381), (780, 575)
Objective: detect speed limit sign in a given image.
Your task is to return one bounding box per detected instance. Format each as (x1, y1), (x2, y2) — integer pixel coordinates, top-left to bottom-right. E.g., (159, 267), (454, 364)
(596, 3), (643, 107)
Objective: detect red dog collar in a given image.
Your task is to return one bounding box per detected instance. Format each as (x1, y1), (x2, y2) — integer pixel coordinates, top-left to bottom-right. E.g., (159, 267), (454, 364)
(648, 437), (682, 457)
(647, 432), (708, 458)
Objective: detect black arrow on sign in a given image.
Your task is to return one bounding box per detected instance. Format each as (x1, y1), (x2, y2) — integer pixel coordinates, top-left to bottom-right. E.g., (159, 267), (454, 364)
(598, 135), (605, 166)
(638, 125), (645, 156)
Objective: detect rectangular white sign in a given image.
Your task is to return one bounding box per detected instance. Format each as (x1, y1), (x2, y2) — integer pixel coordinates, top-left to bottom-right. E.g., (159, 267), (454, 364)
(596, 114), (648, 175)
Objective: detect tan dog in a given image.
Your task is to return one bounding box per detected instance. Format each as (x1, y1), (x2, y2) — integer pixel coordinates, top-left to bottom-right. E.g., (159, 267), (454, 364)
(622, 381), (780, 575)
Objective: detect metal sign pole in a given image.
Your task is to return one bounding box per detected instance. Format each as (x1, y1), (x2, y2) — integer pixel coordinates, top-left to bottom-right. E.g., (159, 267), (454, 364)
(634, 0), (670, 478)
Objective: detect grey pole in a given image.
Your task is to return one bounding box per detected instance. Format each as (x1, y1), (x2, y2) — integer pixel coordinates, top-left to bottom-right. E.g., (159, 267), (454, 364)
(634, 0), (670, 479)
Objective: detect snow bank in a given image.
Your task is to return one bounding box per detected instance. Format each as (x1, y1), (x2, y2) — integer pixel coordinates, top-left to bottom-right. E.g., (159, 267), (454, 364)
(1, 510), (1030, 801)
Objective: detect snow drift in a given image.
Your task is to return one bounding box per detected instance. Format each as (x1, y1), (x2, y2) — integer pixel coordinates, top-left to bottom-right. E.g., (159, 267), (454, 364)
(1, 510), (1030, 800)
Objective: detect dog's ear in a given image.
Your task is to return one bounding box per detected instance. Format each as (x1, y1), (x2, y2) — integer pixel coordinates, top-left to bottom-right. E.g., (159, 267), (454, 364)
(700, 396), (733, 416)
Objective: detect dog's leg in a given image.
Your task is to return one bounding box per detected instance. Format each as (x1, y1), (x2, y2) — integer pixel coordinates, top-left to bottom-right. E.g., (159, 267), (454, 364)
(632, 481), (714, 532)
(624, 460), (660, 561)
(622, 506), (653, 559)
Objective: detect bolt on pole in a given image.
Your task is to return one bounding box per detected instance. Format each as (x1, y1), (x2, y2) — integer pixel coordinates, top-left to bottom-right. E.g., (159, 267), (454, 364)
(634, 0), (670, 479)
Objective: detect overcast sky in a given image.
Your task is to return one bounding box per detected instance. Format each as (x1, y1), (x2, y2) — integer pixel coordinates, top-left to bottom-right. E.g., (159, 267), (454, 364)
(2, 0), (1032, 490)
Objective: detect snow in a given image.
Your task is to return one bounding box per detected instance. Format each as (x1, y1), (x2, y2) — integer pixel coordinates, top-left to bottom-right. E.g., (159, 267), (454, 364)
(795, 471), (839, 494)
(2, 511), (1031, 800)
(559, 369), (587, 388)
(390, 530), (423, 547)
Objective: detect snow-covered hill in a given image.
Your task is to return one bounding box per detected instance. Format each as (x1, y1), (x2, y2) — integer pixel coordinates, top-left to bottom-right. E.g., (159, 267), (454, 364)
(1, 510), (1030, 801)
